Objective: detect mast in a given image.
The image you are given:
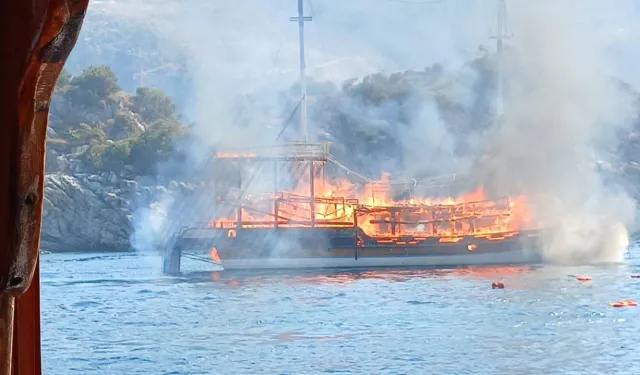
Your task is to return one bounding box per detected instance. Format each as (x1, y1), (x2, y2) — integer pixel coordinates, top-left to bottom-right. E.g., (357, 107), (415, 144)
(492, 0), (511, 120)
(290, 0), (312, 142)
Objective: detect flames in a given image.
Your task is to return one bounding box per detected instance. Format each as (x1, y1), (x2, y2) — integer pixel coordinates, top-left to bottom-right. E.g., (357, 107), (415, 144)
(209, 169), (534, 240)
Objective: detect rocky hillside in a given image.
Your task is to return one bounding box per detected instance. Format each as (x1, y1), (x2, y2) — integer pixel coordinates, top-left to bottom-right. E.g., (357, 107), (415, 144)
(41, 60), (495, 251)
(42, 173), (195, 252)
(42, 66), (189, 251)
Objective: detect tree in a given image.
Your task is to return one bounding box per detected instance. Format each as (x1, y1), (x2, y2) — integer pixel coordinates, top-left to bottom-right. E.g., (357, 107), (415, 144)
(109, 110), (144, 139)
(132, 87), (177, 122)
(67, 122), (108, 147)
(128, 118), (186, 174)
(67, 66), (121, 107)
(56, 69), (72, 90)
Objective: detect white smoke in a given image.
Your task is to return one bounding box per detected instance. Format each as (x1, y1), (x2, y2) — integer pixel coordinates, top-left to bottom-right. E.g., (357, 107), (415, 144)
(80, 0), (640, 262)
(130, 190), (175, 252)
(478, 0), (637, 264)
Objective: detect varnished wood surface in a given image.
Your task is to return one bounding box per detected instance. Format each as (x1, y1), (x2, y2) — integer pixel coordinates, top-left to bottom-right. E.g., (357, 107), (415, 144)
(0, 1), (90, 374)
(11, 261), (41, 375)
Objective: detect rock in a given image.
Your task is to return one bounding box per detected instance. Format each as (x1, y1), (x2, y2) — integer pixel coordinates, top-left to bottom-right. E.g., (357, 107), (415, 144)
(41, 172), (199, 252)
(42, 174), (132, 251)
(121, 180), (138, 189)
(71, 144), (90, 156)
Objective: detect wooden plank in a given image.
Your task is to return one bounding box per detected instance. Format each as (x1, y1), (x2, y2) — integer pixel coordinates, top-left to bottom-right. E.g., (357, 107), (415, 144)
(0, 1), (89, 374)
(12, 260), (41, 375)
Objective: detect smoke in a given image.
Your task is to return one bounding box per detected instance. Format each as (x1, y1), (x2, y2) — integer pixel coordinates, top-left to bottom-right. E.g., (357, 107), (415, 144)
(86, 0), (492, 254)
(79, 1), (640, 265)
(89, 0), (494, 143)
(399, 64), (487, 178)
(130, 193), (174, 251)
(477, 0), (637, 264)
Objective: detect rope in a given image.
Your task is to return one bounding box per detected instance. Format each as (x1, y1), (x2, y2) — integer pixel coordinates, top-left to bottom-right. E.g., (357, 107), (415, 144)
(275, 97), (303, 141)
(326, 155), (373, 183)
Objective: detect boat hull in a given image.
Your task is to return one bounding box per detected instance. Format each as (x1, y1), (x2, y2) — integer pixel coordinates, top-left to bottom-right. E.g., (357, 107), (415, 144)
(171, 227), (542, 271)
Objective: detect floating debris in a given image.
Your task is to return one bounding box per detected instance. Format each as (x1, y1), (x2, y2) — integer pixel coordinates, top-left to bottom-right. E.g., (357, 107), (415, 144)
(609, 299), (638, 308)
(492, 282), (505, 289)
(576, 276), (592, 282)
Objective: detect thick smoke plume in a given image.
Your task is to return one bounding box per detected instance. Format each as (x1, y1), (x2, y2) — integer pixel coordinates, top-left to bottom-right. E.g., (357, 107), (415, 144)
(90, 0), (493, 252)
(82, 1), (640, 263)
(477, 0), (636, 264)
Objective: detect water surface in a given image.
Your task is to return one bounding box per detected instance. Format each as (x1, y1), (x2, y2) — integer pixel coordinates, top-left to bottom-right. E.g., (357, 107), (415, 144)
(42, 251), (640, 374)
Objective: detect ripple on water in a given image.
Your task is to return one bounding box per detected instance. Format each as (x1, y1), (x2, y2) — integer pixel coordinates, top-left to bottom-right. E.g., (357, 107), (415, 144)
(41, 252), (640, 375)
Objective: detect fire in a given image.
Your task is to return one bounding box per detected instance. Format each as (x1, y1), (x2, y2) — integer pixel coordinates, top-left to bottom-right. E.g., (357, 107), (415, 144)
(209, 169), (534, 240)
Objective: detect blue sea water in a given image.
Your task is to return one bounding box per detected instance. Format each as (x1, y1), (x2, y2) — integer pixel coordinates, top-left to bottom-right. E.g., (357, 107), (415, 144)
(42, 250), (640, 375)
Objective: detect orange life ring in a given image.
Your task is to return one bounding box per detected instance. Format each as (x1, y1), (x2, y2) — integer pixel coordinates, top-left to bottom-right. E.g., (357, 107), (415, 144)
(609, 299), (638, 308)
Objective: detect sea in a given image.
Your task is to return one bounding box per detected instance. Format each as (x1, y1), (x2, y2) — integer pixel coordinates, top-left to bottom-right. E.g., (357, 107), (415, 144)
(42, 248), (640, 375)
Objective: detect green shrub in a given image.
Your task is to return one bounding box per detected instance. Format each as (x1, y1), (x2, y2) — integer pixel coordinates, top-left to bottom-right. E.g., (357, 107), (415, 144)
(55, 69), (72, 90)
(128, 118), (186, 174)
(67, 66), (121, 108)
(133, 87), (177, 122)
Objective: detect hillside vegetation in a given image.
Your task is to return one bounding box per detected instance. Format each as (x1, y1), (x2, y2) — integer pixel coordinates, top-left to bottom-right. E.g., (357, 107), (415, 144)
(48, 66), (186, 177)
(48, 56), (640, 192)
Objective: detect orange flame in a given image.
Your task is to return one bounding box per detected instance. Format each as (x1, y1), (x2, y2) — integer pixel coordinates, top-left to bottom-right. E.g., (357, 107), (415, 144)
(209, 248), (222, 263)
(210, 171), (534, 239)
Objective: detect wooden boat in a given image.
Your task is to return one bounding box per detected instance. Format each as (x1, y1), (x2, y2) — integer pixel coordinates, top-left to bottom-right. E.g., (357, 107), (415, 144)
(163, 143), (543, 273)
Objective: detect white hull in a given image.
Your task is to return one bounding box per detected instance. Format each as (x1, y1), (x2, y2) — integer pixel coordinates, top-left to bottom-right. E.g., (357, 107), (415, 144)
(217, 249), (539, 270)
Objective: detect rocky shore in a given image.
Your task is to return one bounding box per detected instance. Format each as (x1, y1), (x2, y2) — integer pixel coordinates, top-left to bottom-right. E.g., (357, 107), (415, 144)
(41, 172), (193, 252)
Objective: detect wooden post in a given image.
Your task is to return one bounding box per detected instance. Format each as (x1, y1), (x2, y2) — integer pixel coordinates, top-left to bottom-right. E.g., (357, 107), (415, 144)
(309, 161), (315, 227)
(320, 161), (325, 192)
(354, 211), (358, 260)
(162, 244), (182, 275)
(274, 161), (278, 228)
(391, 211), (397, 236)
(0, 1), (89, 374)
(11, 261), (41, 375)
(236, 162), (242, 229)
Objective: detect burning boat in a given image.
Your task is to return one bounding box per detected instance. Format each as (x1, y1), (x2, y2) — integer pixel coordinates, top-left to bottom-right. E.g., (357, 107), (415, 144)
(161, 0), (542, 273)
(162, 142), (542, 273)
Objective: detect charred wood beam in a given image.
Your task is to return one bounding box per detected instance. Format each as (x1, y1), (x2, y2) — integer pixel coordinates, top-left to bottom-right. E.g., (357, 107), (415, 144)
(0, 1), (90, 374)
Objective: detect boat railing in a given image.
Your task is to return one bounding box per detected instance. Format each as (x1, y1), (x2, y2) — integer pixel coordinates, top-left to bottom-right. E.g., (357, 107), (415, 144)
(215, 142), (330, 161)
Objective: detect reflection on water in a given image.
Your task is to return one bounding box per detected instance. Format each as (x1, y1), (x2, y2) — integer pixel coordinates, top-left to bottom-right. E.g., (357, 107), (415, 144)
(189, 265), (536, 288)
